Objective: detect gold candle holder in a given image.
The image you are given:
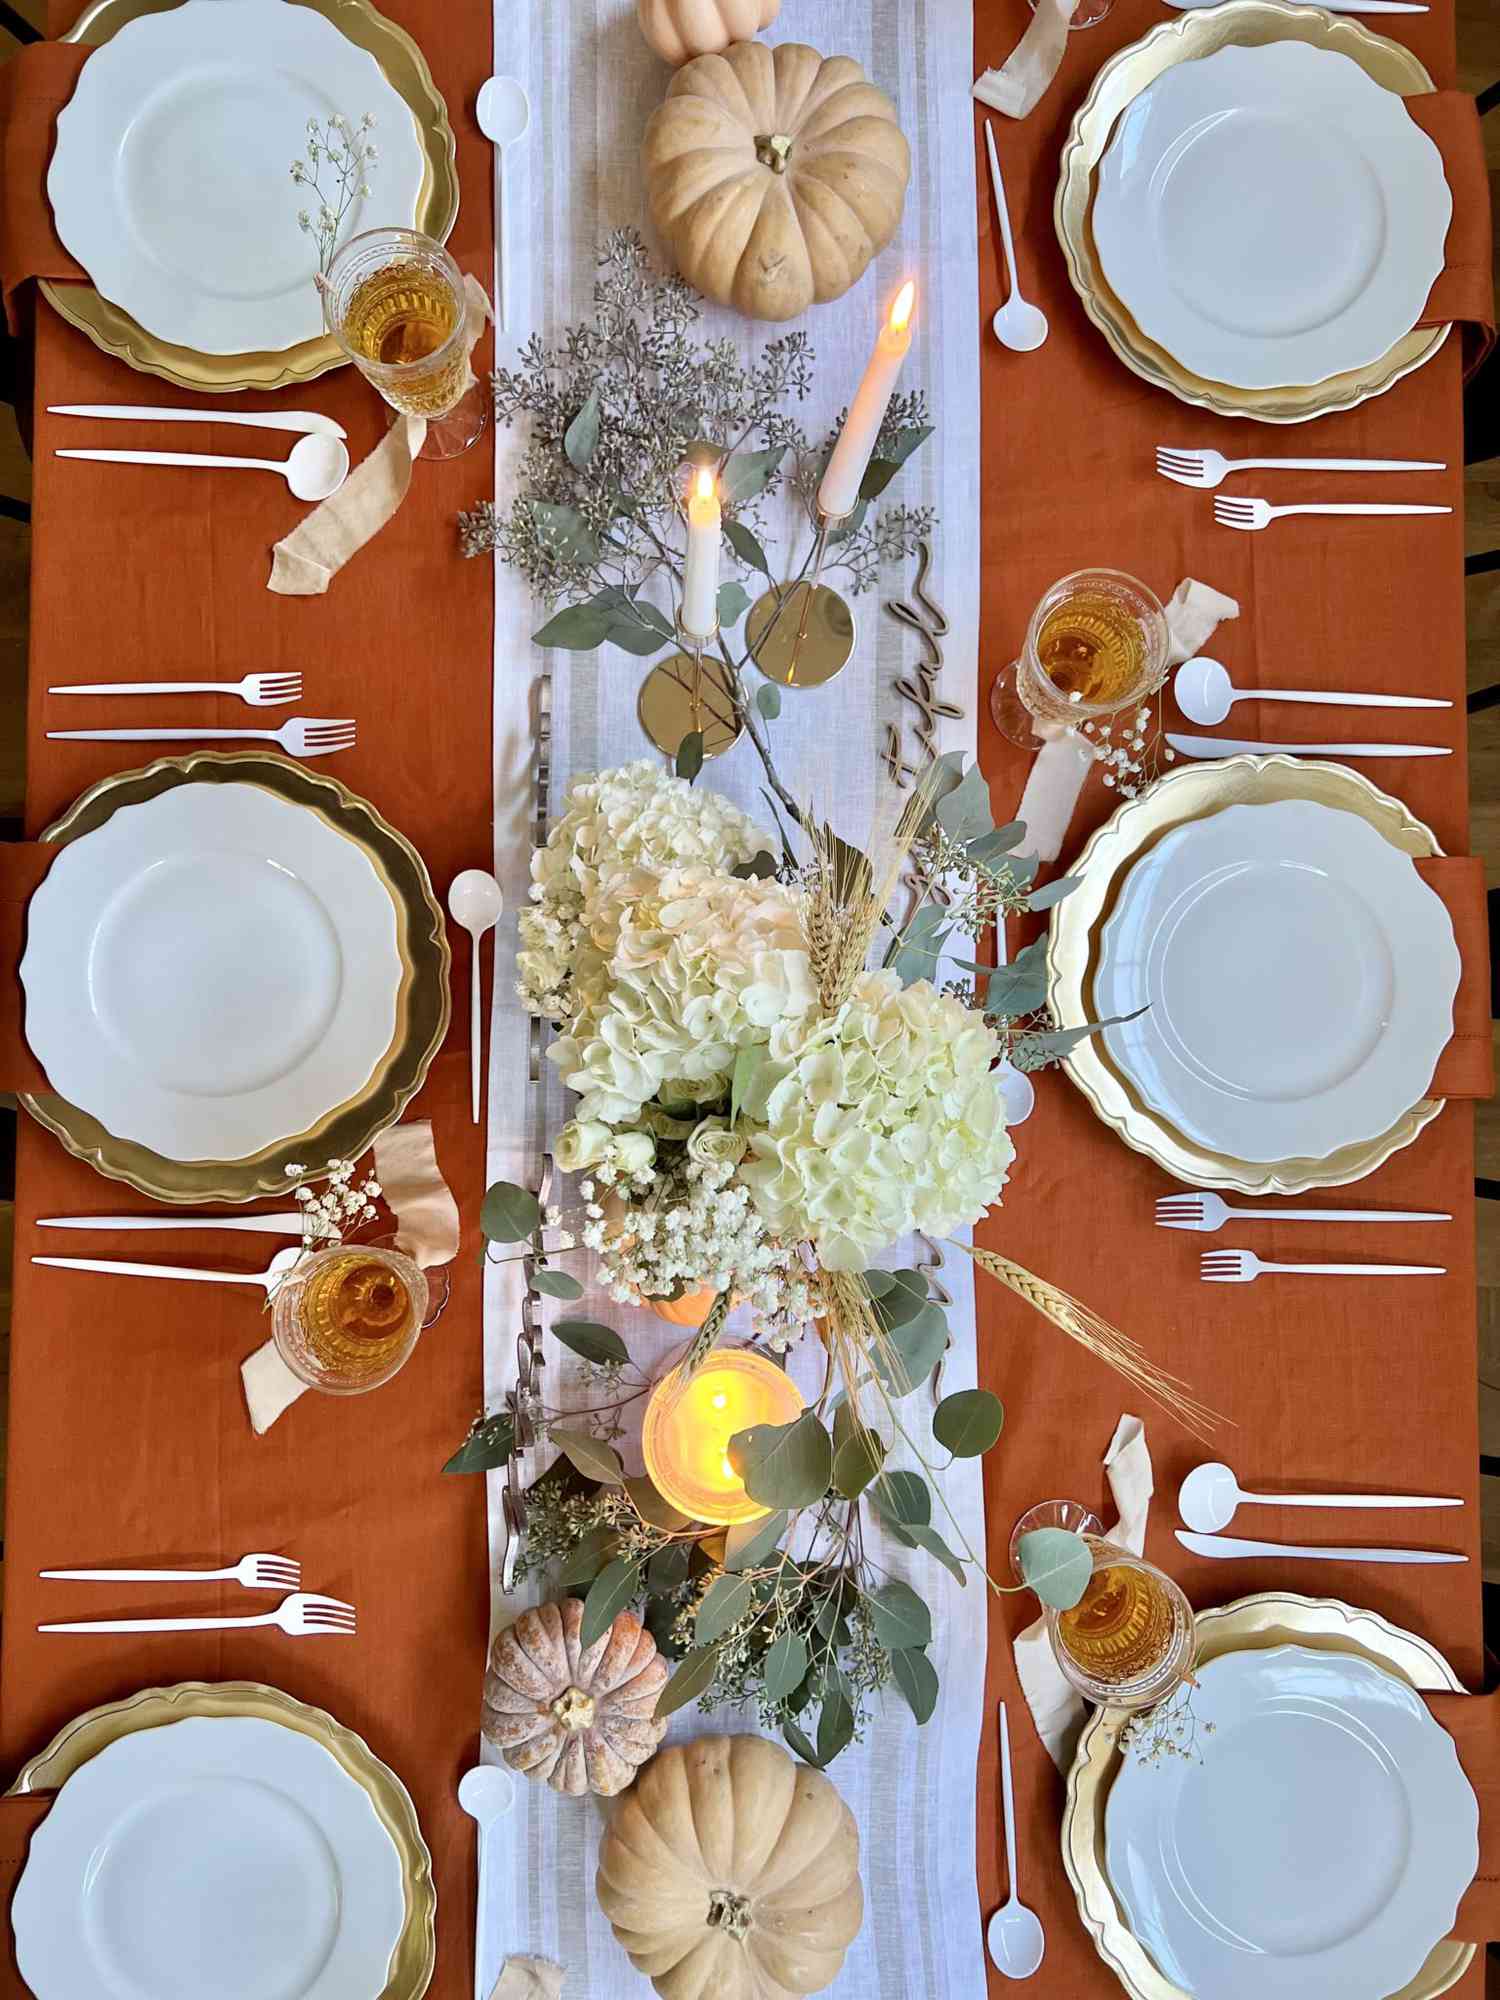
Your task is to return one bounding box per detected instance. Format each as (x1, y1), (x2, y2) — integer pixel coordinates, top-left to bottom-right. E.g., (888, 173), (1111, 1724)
(641, 1348), (804, 1527)
(637, 614), (744, 762)
(745, 508), (857, 691)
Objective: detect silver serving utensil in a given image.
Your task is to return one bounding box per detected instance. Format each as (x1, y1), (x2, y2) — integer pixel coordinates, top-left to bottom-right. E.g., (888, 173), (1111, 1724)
(1176, 1528), (1465, 1565)
(1179, 1460), (1460, 1535)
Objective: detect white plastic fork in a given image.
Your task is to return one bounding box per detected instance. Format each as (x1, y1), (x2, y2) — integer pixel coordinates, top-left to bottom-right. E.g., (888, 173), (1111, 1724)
(1213, 496), (1451, 532)
(41, 1552), (301, 1592)
(1156, 447), (1442, 489)
(1201, 1250), (1445, 1283)
(48, 672), (302, 707)
(1158, 1192), (1450, 1233)
(33, 1246), (303, 1291)
(39, 1591), (355, 1637)
(46, 717), (356, 758)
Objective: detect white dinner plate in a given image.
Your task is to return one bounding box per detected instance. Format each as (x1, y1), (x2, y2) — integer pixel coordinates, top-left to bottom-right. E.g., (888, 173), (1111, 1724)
(1095, 799), (1458, 1164)
(20, 780), (401, 1161)
(13, 1715), (406, 1998)
(1092, 41), (1450, 390)
(1105, 1645), (1477, 1999)
(47, 0), (425, 355)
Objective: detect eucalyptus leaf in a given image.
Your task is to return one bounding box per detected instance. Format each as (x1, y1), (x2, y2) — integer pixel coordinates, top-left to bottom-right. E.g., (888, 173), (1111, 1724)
(643, 1593), (686, 1661)
(871, 1469), (931, 1529)
(783, 1717), (823, 1767)
(695, 1572), (755, 1644)
(862, 1269), (897, 1299)
(890, 1645), (940, 1724)
(884, 902), (950, 987)
(868, 1580), (932, 1652)
(762, 1630), (808, 1705)
(966, 820), (1028, 866)
(655, 1643), (722, 1720)
(580, 1556), (643, 1646)
(558, 1525), (619, 1587)
(480, 1181), (542, 1243)
(879, 1302), (949, 1396)
(531, 1268), (583, 1301)
(625, 1475), (691, 1532)
(532, 604), (612, 651)
(934, 764), (994, 845)
(1011, 1010), (1144, 1070)
(981, 940), (1049, 1022)
(871, 1269), (929, 1331)
(676, 732), (704, 783)
(724, 517), (770, 577)
(826, 498), (868, 544)
(724, 1510), (787, 1571)
(1026, 874), (1082, 912)
(720, 444), (785, 506)
(755, 682), (781, 721)
(917, 750), (966, 832)
(1018, 1526), (1092, 1611)
(857, 456), (902, 501)
(531, 501), (598, 564)
(717, 580), (751, 628)
(831, 1426), (886, 1499)
(728, 1413), (832, 1511)
(730, 1044), (768, 1130)
(442, 1415), (513, 1475)
(816, 1689), (855, 1765)
(903, 1523), (967, 1586)
(549, 1427), (625, 1487)
(647, 1538), (694, 1594)
(563, 387), (601, 470)
(933, 1388), (1005, 1457)
(551, 1319), (629, 1367)
(604, 612), (671, 658)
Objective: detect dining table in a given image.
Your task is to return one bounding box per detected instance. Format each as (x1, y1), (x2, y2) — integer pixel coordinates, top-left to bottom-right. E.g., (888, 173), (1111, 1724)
(0, 0), (1486, 1995)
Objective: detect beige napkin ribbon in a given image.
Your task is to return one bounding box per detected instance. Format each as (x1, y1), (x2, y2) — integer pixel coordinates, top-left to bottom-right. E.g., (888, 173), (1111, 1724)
(1013, 1414), (1153, 1771)
(268, 274), (491, 596)
(973, 0), (1076, 122)
(240, 1120), (461, 1433)
(490, 1957), (565, 2000)
(1016, 577), (1239, 865)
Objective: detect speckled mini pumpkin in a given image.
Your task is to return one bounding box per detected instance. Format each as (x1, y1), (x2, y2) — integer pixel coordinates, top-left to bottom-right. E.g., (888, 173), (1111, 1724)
(642, 40), (910, 322)
(596, 1734), (863, 1999)
(482, 1597), (669, 1796)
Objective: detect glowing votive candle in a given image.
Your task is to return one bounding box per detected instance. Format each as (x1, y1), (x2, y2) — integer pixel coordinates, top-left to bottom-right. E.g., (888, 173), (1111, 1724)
(680, 466), (722, 641)
(642, 1349), (804, 1527)
(818, 279), (917, 520)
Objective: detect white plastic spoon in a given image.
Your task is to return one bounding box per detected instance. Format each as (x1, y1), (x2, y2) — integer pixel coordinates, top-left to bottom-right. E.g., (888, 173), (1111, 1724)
(56, 432), (349, 502)
(458, 1763), (515, 2000)
(476, 75), (531, 333)
(983, 122), (1048, 354)
(1179, 1459), (1461, 1534)
(1175, 655), (1451, 727)
(986, 1701), (1045, 1979)
(449, 869), (505, 1123)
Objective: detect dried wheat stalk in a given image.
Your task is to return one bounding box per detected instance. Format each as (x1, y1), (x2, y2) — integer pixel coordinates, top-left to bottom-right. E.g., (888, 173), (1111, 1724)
(802, 768), (945, 1014)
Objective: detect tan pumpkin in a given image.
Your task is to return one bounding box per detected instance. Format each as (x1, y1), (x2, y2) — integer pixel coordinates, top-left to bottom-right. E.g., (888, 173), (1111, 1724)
(637, 0), (781, 67)
(482, 1597), (669, 1796)
(648, 1283), (720, 1328)
(643, 41), (910, 322)
(597, 1734), (863, 1999)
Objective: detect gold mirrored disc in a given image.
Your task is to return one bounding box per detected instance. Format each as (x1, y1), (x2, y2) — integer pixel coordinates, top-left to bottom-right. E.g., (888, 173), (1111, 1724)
(745, 583), (855, 689)
(637, 653), (743, 760)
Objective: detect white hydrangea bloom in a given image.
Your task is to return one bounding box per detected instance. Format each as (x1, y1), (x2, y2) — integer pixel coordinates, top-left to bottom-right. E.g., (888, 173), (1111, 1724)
(739, 969), (1015, 1270)
(517, 761), (768, 1020)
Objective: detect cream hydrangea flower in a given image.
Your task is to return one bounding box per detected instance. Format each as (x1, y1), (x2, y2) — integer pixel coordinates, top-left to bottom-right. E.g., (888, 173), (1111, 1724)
(548, 866), (817, 1125)
(739, 969), (1015, 1270)
(518, 761), (768, 1020)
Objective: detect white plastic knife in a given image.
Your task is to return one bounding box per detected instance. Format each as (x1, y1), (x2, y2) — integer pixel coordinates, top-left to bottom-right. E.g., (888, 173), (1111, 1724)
(1167, 733), (1451, 760)
(40, 1212), (302, 1234)
(1176, 1529), (1466, 1565)
(49, 404), (347, 440)
(1166, 0), (1426, 10)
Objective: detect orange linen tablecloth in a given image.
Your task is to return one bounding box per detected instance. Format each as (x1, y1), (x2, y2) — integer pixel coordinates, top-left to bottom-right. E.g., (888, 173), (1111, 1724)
(0, 4), (1486, 2000)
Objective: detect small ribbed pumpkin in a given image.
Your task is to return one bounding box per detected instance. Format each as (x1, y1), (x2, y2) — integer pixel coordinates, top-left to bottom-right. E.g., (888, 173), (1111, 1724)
(597, 1734), (863, 1999)
(482, 1598), (669, 1796)
(637, 0), (780, 66)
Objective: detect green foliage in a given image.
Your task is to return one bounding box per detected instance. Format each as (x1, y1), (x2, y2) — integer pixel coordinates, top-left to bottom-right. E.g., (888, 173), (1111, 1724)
(728, 1413), (832, 1510)
(442, 1413), (514, 1475)
(480, 1181), (541, 1242)
(933, 1389), (1005, 1457)
(550, 1319), (629, 1367)
(530, 1268), (584, 1301)
(1018, 1527), (1092, 1610)
(675, 731), (704, 783)
(549, 1428), (625, 1486)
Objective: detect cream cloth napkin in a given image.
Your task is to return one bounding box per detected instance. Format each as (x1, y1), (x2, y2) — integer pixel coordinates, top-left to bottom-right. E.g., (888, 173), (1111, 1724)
(972, 0), (1076, 121)
(491, 1959), (565, 2000)
(1015, 577), (1240, 865)
(1013, 1414), (1154, 1772)
(240, 1120), (461, 1432)
(269, 275), (491, 596)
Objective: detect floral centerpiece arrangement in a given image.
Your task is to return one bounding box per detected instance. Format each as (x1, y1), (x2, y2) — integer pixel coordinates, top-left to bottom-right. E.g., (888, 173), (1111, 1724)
(449, 755), (1212, 1765)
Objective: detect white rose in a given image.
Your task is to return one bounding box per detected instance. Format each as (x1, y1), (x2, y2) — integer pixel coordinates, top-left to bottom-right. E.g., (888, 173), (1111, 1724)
(554, 1119), (612, 1172)
(608, 1130), (656, 1175)
(687, 1117), (748, 1171)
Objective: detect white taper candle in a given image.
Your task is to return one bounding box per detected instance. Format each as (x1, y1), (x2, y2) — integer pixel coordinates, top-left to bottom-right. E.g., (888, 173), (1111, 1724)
(818, 280), (917, 519)
(681, 467), (721, 640)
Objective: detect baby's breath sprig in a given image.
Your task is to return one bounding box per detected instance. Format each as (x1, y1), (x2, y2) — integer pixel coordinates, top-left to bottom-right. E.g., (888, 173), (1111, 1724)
(282, 1157), (382, 1250)
(289, 112), (379, 274)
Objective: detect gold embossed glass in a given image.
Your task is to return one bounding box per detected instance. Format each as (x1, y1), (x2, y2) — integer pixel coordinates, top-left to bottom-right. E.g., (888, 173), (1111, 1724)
(272, 1243), (428, 1395)
(1047, 1536), (1196, 1712)
(990, 566), (1169, 746)
(320, 226), (487, 460)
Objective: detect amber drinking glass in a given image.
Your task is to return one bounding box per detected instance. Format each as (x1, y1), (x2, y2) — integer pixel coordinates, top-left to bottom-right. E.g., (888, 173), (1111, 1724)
(990, 566), (1169, 747)
(1047, 1537), (1196, 1712)
(272, 1243), (428, 1395)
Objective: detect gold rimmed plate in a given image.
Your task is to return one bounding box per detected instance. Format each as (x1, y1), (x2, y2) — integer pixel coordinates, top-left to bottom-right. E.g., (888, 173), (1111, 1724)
(19, 750), (451, 1203)
(8, 1679), (436, 2000)
(1046, 755), (1446, 1194)
(1063, 1592), (1473, 2000)
(41, 0), (458, 394)
(1055, 0), (1450, 422)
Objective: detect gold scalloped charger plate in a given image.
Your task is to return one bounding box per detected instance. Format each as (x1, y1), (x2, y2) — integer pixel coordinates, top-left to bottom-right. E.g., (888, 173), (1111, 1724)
(19, 751), (450, 1203)
(1063, 1592), (1473, 2000)
(41, 0), (457, 394)
(1046, 755), (1446, 1195)
(1055, 0), (1450, 422)
(8, 1679), (435, 2000)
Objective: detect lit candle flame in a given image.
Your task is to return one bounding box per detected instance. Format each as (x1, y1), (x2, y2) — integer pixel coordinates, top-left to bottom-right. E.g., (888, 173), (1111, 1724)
(889, 280), (916, 334)
(693, 465), (716, 503)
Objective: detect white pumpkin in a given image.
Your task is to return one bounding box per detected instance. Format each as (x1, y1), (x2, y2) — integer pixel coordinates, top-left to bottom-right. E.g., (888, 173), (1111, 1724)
(643, 41), (910, 323)
(638, 0), (781, 67)
(597, 1734), (863, 1998)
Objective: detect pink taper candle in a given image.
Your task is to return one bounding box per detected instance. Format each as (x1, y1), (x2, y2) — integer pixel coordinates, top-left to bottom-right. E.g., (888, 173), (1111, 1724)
(681, 466), (721, 640)
(818, 280), (917, 519)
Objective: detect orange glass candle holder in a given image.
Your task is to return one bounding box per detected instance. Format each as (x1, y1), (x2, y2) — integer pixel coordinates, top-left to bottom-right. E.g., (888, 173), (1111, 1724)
(641, 1348), (804, 1527)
